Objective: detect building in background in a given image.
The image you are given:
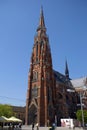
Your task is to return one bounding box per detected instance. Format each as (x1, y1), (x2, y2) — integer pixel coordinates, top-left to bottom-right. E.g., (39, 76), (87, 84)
(12, 106), (25, 124)
(25, 8), (78, 126)
(71, 77), (87, 110)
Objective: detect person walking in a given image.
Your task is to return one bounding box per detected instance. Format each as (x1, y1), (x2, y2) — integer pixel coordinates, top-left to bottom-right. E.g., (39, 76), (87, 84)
(36, 123), (39, 130)
(32, 123), (34, 130)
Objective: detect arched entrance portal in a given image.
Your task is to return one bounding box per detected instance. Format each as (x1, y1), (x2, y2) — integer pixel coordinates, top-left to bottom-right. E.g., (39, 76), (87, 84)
(28, 104), (37, 125)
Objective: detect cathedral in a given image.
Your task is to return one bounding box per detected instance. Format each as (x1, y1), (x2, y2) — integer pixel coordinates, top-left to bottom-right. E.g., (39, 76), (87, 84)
(25, 8), (86, 126)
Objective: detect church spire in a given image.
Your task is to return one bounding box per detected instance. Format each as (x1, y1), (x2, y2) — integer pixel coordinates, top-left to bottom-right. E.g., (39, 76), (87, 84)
(37, 7), (46, 32)
(65, 60), (69, 78)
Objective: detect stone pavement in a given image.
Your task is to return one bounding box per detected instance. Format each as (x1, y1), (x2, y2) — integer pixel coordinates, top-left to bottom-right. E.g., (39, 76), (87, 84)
(0, 126), (86, 130)
(21, 125), (85, 130)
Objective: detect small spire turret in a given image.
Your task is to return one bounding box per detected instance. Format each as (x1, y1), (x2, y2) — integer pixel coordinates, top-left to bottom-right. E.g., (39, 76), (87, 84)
(65, 60), (69, 78)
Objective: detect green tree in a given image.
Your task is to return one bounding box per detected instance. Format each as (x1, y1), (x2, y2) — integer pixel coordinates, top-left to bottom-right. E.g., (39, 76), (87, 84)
(0, 104), (13, 117)
(76, 110), (87, 124)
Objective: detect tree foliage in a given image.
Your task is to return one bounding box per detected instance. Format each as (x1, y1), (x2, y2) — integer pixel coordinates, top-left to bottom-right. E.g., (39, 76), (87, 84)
(0, 104), (13, 117)
(76, 110), (87, 123)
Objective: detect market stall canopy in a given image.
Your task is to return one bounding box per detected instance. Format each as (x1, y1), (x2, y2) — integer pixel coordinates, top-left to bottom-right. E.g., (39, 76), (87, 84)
(8, 116), (22, 122)
(0, 116), (9, 122)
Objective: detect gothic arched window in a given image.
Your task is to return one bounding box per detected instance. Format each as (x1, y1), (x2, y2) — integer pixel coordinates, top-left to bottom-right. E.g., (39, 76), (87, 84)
(33, 71), (38, 81)
(57, 93), (63, 99)
(41, 41), (44, 51)
(35, 42), (38, 62)
(32, 85), (38, 98)
(48, 87), (52, 101)
(36, 42), (38, 56)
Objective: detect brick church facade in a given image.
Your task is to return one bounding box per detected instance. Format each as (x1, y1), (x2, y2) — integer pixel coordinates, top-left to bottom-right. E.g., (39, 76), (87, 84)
(25, 8), (78, 126)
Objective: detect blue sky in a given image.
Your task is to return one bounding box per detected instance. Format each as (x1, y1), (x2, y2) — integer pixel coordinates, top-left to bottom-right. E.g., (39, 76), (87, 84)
(0, 0), (87, 106)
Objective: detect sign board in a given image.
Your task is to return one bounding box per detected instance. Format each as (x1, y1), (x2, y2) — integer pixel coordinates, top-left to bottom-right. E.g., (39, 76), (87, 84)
(61, 118), (74, 128)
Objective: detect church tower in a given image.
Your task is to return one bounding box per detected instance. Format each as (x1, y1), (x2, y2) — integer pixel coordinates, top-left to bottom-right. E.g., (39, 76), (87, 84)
(25, 8), (55, 126)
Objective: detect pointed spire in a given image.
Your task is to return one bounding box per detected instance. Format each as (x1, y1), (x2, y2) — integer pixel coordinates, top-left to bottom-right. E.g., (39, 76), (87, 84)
(65, 60), (69, 78)
(39, 6), (45, 27)
(37, 6), (46, 32)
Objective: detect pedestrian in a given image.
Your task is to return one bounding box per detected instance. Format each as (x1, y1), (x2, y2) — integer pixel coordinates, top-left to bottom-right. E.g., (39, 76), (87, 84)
(32, 123), (34, 130)
(36, 123), (39, 130)
(52, 123), (55, 130)
(73, 124), (75, 129)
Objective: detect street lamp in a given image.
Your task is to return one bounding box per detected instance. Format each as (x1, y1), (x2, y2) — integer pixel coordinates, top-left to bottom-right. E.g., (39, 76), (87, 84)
(79, 92), (84, 128)
(67, 86), (87, 129)
(67, 89), (76, 128)
(78, 86), (87, 128)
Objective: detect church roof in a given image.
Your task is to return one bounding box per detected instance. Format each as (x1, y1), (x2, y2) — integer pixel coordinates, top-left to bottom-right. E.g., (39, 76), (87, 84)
(54, 70), (87, 90)
(53, 70), (69, 84)
(71, 77), (87, 88)
(53, 70), (74, 89)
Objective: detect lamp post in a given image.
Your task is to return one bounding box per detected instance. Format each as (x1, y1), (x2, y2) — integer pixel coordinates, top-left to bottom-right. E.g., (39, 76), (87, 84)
(67, 86), (87, 129)
(79, 92), (84, 128)
(78, 86), (87, 128)
(67, 89), (76, 128)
